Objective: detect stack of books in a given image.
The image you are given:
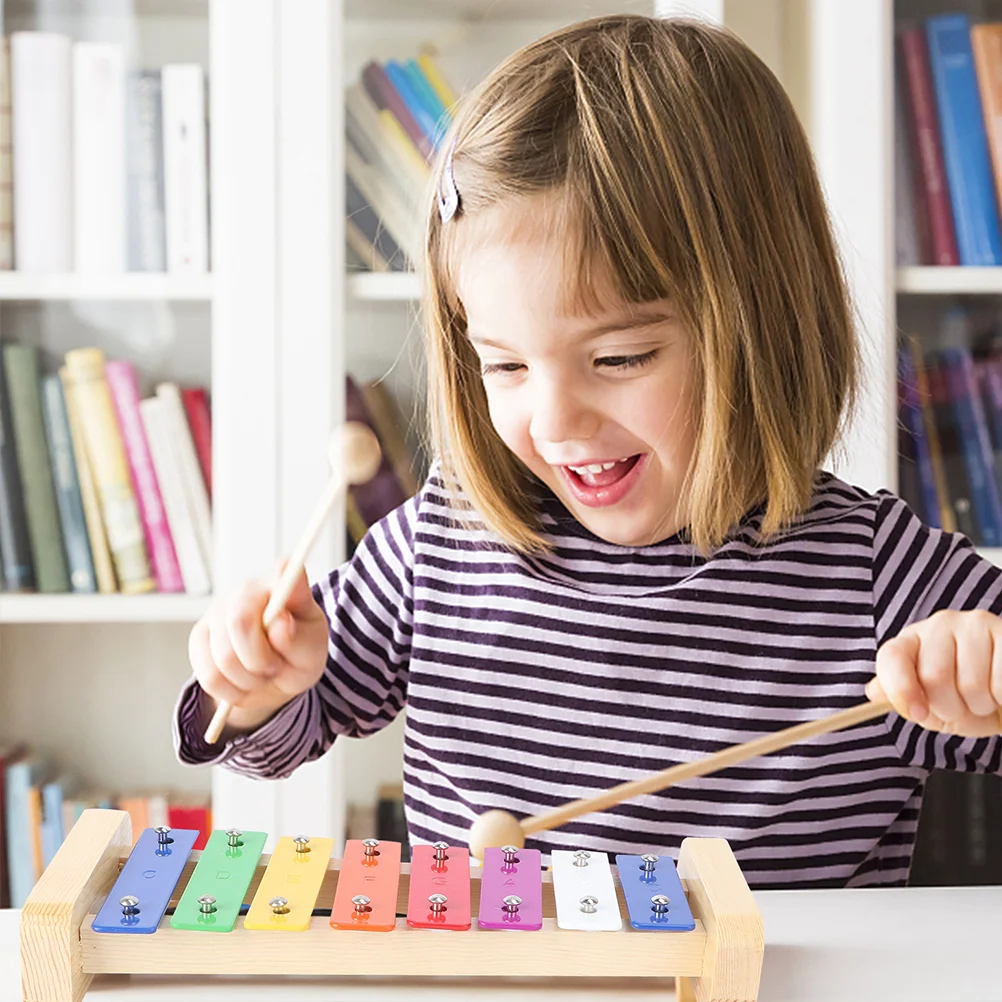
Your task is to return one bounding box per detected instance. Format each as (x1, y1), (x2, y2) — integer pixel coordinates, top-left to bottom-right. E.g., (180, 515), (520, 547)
(896, 13), (1002, 267)
(0, 342), (213, 595)
(345, 53), (458, 272)
(0, 33), (208, 273)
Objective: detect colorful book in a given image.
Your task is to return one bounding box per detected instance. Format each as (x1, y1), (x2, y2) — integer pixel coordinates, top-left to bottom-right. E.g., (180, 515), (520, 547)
(926, 14), (1002, 266)
(4, 752), (48, 907)
(105, 359), (184, 592)
(971, 23), (1002, 236)
(39, 373), (96, 593)
(898, 343), (940, 527)
(361, 60), (432, 161)
(125, 69), (166, 272)
(64, 347), (154, 593)
(3, 343), (69, 592)
(181, 386), (212, 500)
(0, 349), (35, 590)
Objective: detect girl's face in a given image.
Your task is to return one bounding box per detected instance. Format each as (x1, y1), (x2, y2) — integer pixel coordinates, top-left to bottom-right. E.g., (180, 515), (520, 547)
(458, 223), (699, 547)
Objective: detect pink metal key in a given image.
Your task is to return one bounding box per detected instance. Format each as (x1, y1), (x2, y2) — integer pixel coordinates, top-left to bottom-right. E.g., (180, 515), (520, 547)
(477, 845), (542, 931)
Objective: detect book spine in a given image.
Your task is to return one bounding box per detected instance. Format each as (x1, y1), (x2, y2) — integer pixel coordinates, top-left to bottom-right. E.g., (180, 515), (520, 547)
(0, 350), (35, 589)
(10, 32), (73, 272)
(384, 59), (439, 146)
(899, 27), (960, 266)
(72, 41), (126, 272)
(0, 39), (13, 270)
(125, 70), (166, 272)
(909, 337), (956, 532)
(60, 367), (117, 592)
(64, 347), (154, 593)
(139, 395), (210, 595)
(361, 61), (432, 161)
(970, 24), (1002, 232)
(162, 64), (209, 273)
(105, 360), (184, 592)
(926, 14), (1002, 266)
(898, 343), (940, 527)
(156, 382), (212, 582)
(39, 374), (96, 593)
(943, 346), (1002, 545)
(927, 358), (978, 539)
(3, 344), (70, 592)
(180, 386), (212, 500)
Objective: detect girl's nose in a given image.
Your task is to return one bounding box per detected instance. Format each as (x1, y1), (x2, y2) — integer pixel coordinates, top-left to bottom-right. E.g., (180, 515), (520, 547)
(528, 378), (601, 446)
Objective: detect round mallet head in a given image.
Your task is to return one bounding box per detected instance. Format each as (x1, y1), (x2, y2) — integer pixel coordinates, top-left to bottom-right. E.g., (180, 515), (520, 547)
(468, 809), (525, 861)
(335, 421), (382, 485)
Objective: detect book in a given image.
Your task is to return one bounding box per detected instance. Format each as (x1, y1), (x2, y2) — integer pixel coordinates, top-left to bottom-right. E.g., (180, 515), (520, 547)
(0, 39), (13, 270)
(162, 64), (209, 273)
(10, 31), (73, 271)
(181, 386), (212, 500)
(72, 41), (126, 272)
(3, 343), (69, 592)
(60, 366), (117, 593)
(359, 380), (421, 495)
(156, 382), (212, 582)
(4, 752), (48, 907)
(898, 343), (939, 527)
(0, 741), (23, 908)
(0, 348), (35, 590)
(125, 70), (167, 272)
(64, 347), (154, 593)
(39, 373), (96, 593)
(167, 795), (211, 851)
(139, 394), (210, 595)
(898, 26), (960, 266)
(105, 360), (184, 593)
(971, 23), (1002, 237)
(925, 14), (1002, 266)
(361, 60), (432, 161)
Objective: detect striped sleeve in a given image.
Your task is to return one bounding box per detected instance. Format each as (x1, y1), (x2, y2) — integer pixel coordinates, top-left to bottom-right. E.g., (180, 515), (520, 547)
(872, 493), (1002, 775)
(172, 493), (417, 780)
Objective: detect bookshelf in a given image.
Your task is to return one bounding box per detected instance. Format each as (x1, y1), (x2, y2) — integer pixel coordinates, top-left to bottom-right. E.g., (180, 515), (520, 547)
(0, 274), (212, 300)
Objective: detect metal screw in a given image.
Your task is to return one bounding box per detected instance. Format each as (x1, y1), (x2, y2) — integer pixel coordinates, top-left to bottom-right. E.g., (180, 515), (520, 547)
(651, 894), (671, 913)
(352, 894), (371, 914)
(502, 894), (522, 913)
(154, 826), (172, 846)
(226, 829), (243, 848)
(501, 845), (519, 865)
(429, 893), (448, 913)
(580, 895), (600, 914)
(433, 841), (449, 860)
(120, 895), (139, 915)
(641, 854), (659, 872)
(293, 836), (311, 854)
(269, 896), (289, 915)
(573, 850), (591, 867)
(362, 838), (380, 858)
(197, 895), (217, 915)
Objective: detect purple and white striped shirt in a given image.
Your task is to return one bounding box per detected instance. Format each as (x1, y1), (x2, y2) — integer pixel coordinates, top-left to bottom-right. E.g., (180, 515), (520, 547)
(175, 469), (1002, 888)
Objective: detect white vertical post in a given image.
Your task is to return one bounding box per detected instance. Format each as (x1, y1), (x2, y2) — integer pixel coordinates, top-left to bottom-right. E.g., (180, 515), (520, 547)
(275, 0), (347, 849)
(209, 0), (282, 837)
(809, 0), (896, 493)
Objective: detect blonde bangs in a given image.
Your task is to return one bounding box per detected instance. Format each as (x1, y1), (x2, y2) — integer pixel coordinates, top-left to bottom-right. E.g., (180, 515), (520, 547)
(422, 14), (858, 555)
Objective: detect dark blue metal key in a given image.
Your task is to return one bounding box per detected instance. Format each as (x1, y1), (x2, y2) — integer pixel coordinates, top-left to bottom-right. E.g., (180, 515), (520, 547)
(92, 826), (199, 934)
(615, 852), (696, 931)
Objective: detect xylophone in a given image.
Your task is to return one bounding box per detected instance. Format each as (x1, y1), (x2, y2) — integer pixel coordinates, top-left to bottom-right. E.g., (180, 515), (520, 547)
(20, 809), (764, 1002)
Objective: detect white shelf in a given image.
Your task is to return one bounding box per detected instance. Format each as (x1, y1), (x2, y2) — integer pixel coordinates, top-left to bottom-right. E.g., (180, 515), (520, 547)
(896, 267), (1002, 295)
(345, 0), (640, 19)
(0, 593), (211, 624)
(5, 0), (207, 15)
(347, 271), (421, 301)
(0, 273), (213, 301)
(978, 548), (1002, 569)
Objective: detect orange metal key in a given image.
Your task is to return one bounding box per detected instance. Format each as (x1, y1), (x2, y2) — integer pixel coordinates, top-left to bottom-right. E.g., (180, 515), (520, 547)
(406, 841), (471, 931)
(330, 838), (401, 931)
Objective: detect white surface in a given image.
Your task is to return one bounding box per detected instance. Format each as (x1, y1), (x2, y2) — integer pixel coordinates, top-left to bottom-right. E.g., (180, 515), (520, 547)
(551, 849), (622, 931)
(0, 593), (209, 623)
(0, 273), (212, 299)
(897, 266), (1002, 295)
(3, 886), (1001, 1001)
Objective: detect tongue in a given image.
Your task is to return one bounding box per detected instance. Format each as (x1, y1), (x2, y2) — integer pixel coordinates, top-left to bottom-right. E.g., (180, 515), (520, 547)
(577, 458), (635, 488)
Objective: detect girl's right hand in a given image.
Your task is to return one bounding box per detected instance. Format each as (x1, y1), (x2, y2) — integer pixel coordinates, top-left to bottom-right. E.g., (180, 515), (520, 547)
(188, 564), (329, 735)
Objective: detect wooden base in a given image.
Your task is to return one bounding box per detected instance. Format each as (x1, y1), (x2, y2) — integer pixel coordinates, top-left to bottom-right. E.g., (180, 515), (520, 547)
(21, 810), (764, 1002)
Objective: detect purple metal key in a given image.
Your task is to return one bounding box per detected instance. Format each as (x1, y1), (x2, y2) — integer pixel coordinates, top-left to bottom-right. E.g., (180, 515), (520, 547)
(477, 845), (542, 931)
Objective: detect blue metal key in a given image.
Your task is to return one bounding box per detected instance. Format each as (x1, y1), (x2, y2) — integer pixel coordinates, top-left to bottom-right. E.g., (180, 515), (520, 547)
(615, 852), (696, 931)
(92, 826), (199, 934)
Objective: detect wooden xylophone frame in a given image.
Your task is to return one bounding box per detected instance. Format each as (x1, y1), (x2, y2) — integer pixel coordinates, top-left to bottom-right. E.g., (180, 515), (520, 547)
(20, 809), (765, 1002)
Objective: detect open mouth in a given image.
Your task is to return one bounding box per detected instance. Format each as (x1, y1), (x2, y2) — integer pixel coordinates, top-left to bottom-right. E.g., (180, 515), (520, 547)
(559, 454), (645, 508)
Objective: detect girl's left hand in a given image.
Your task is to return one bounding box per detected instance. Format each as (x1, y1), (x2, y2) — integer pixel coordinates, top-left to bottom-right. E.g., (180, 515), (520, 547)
(867, 609), (1002, 738)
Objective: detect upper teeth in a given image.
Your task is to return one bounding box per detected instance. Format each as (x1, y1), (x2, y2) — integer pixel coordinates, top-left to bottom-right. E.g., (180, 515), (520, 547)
(568, 459), (627, 474)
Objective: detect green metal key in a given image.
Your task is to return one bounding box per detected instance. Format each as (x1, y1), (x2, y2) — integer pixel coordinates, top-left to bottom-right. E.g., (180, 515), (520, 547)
(170, 828), (267, 932)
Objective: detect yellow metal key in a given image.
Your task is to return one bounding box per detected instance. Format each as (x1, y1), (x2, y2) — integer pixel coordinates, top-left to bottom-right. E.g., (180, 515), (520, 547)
(244, 835), (334, 931)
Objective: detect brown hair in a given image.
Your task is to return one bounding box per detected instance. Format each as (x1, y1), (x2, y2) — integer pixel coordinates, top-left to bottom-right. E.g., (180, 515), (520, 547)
(423, 14), (859, 554)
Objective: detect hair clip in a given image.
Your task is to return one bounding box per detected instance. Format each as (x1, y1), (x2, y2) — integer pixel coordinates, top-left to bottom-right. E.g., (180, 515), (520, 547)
(438, 138), (461, 223)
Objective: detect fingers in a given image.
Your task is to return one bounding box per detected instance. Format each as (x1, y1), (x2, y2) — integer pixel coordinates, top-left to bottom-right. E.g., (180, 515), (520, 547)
(953, 612), (998, 718)
(874, 631), (928, 723)
(189, 615), (246, 707)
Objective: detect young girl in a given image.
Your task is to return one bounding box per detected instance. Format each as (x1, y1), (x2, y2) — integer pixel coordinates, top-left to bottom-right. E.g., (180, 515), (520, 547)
(176, 14), (1002, 889)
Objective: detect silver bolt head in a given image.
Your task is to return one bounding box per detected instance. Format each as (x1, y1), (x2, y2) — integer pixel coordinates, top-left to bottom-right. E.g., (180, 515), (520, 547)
(429, 893), (448, 905)
(154, 826), (171, 835)
(362, 838), (380, 848)
(119, 895), (139, 909)
(269, 896), (289, 912)
(641, 853), (659, 864)
(651, 893), (671, 912)
(293, 836), (311, 851)
(501, 844), (519, 853)
(502, 894), (522, 910)
(226, 828), (242, 838)
(197, 894), (217, 905)
(579, 894), (599, 913)
(432, 841), (449, 850)
(573, 850), (591, 866)
(352, 894), (371, 909)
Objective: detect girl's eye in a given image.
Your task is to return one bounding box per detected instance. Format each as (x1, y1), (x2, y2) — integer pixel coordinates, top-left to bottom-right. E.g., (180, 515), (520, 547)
(595, 349), (659, 369)
(481, 362), (524, 376)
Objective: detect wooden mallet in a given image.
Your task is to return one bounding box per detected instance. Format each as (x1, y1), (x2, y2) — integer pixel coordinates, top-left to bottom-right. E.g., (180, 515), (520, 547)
(467, 698), (1002, 859)
(203, 421), (383, 744)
